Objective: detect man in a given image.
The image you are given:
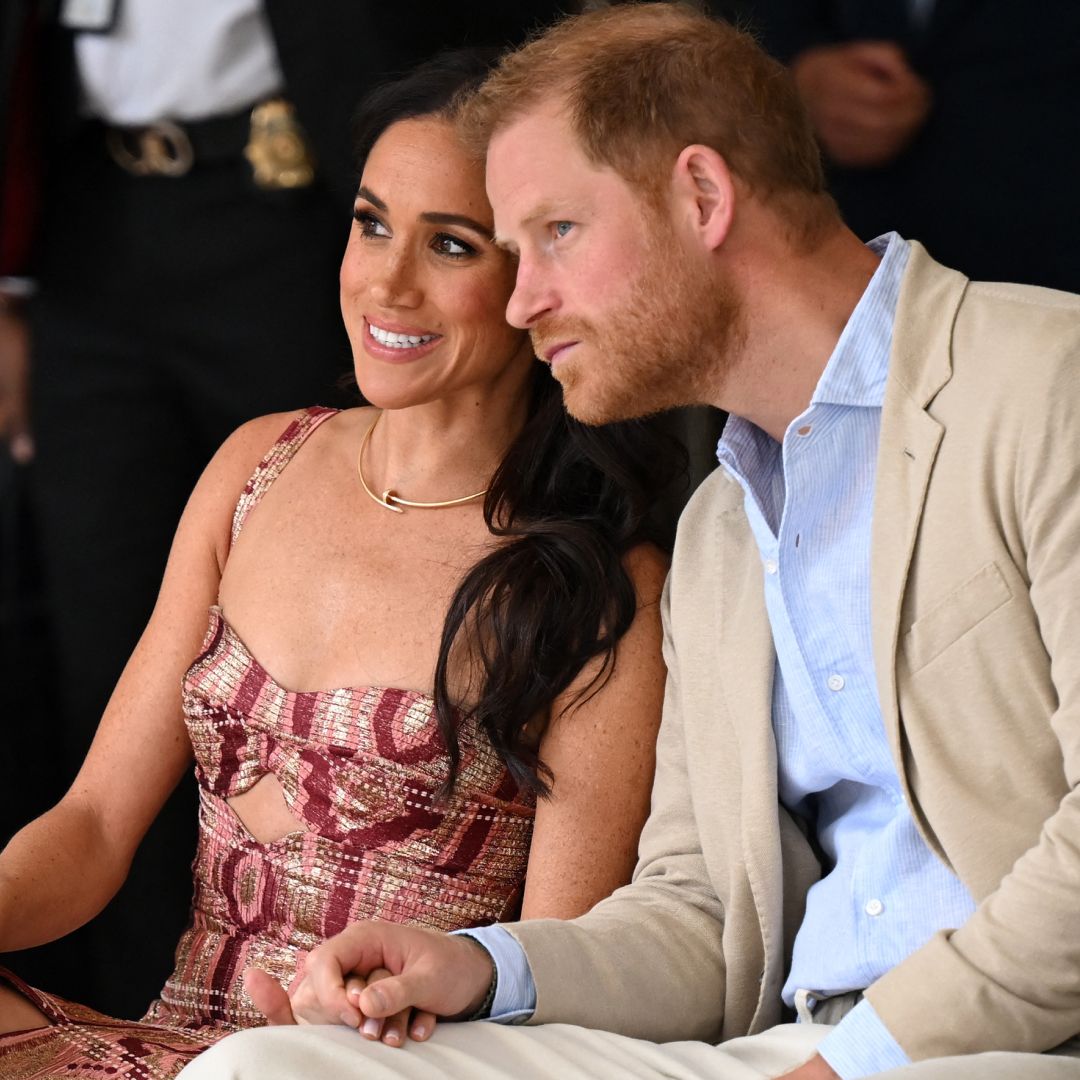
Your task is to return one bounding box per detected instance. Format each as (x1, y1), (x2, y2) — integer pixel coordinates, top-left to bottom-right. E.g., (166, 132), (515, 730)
(180, 5), (1080, 1077)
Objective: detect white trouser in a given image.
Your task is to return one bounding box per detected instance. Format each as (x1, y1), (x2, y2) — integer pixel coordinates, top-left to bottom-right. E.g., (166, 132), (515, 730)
(178, 1020), (1080, 1079)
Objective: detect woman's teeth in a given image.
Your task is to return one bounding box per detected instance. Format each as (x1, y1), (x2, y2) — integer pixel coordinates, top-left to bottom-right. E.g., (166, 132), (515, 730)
(368, 324), (437, 349)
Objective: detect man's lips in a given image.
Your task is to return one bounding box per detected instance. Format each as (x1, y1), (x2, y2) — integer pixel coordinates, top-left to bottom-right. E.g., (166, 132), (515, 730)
(540, 340), (579, 365)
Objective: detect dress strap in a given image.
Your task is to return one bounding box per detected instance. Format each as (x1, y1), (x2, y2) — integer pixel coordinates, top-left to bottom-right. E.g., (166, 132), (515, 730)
(230, 406), (339, 546)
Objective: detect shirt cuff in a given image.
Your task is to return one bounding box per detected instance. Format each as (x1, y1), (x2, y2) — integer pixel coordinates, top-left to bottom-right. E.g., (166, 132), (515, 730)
(451, 925), (537, 1023)
(816, 999), (911, 1079)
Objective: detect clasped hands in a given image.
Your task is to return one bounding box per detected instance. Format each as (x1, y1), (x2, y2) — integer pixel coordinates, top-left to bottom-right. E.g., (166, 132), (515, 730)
(246, 921), (840, 1078)
(244, 922), (493, 1048)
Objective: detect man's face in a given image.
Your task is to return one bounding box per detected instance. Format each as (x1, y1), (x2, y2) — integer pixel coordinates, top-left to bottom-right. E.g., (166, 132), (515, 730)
(486, 102), (740, 424)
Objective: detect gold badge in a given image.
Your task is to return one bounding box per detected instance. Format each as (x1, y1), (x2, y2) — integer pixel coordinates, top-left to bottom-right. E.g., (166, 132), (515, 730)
(244, 100), (316, 190)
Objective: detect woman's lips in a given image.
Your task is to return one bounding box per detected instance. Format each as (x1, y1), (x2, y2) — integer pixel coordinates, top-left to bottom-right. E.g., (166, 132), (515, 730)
(363, 317), (443, 362)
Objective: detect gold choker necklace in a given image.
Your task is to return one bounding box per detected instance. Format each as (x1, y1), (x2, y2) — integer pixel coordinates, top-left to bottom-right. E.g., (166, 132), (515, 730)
(356, 412), (488, 514)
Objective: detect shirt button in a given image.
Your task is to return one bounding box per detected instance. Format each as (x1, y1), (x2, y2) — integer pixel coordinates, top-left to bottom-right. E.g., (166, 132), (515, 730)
(827, 673), (845, 692)
(865, 898), (884, 917)
(764, 558), (778, 575)
(796, 424), (813, 437)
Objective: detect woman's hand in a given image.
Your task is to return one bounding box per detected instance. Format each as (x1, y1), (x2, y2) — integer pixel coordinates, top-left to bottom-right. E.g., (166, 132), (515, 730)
(245, 966), (432, 1046)
(245, 922), (493, 1046)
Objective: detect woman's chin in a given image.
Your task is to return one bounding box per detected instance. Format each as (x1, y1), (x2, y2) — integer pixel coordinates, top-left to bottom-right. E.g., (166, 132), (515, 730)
(351, 378), (434, 413)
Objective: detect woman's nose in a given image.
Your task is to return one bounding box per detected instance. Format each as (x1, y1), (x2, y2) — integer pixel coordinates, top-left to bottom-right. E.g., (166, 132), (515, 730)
(370, 250), (422, 309)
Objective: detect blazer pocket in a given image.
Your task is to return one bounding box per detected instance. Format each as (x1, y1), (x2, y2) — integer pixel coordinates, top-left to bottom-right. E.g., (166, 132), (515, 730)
(904, 561), (1013, 674)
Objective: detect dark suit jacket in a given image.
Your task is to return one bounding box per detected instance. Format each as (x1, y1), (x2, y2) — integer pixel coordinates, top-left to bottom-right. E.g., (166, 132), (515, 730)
(745, 0), (1080, 291)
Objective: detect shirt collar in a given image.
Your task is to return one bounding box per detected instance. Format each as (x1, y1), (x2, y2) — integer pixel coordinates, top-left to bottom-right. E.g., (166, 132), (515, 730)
(812, 232), (909, 409)
(716, 232), (910, 468)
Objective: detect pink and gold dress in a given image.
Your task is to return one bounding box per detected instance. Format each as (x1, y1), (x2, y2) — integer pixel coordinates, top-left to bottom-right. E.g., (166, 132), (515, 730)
(0, 408), (536, 1078)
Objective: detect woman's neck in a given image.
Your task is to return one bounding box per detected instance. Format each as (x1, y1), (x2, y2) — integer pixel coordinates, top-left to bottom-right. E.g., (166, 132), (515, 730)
(362, 365), (534, 505)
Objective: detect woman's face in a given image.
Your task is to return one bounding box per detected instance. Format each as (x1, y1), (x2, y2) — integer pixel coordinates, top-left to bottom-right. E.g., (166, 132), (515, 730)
(341, 116), (533, 410)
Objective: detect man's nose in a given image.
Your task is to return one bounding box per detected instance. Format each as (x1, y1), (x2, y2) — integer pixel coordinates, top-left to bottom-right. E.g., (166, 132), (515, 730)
(505, 259), (556, 329)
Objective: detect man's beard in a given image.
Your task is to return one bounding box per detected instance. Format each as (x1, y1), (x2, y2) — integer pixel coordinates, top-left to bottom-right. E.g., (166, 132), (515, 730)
(531, 239), (743, 425)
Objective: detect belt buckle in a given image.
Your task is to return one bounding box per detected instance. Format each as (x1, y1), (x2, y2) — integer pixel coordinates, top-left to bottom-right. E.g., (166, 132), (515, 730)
(107, 121), (194, 178)
(244, 99), (316, 190)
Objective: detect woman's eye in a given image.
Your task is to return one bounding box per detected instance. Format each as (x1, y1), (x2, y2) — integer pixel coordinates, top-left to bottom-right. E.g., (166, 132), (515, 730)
(432, 234), (476, 258)
(553, 221), (574, 239)
(353, 209), (390, 238)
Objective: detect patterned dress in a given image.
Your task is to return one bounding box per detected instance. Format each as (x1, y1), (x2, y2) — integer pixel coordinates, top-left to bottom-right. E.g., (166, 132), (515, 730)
(0, 408), (537, 1078)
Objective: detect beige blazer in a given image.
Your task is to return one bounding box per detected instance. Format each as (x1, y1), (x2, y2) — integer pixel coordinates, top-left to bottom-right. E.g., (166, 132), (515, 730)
(508, 245), (1080, 1062)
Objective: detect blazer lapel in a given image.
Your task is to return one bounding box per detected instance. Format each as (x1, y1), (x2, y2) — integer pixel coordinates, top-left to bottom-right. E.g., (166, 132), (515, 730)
(703, 490), (784, 1001)
(870, 244), (967, 827)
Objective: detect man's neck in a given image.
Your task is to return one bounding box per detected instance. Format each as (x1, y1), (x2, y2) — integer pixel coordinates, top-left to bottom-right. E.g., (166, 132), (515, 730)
(714, 223), (882, 442)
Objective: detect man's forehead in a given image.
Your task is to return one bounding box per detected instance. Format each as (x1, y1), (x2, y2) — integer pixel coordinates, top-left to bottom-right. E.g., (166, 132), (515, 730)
(488, 99), (574, 165)
(486, 103), (619, 211)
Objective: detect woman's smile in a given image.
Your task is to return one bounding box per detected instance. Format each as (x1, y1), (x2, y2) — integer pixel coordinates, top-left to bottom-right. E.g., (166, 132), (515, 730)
(363, 317), (444, 362)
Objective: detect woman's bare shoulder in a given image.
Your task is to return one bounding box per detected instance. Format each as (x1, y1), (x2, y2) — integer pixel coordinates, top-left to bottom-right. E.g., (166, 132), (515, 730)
(623, 541), (670, 608)
(183, 410), (324, 567)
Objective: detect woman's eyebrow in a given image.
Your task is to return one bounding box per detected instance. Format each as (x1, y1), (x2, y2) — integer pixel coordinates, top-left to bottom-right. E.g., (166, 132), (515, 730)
(356, 185), (387, 210)
(420, 211), (493, 239)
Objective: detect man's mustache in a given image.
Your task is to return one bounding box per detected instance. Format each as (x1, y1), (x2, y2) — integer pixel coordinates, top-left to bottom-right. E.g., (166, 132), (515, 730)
(529, 317), (594, 360)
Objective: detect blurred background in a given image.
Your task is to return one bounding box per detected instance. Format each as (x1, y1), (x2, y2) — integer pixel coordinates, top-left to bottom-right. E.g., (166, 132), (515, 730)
(2, 0), (1077, 1020)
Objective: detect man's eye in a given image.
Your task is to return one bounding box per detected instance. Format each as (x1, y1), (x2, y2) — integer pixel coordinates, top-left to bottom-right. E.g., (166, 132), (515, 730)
(433, 234), (475, 258)
(553, 221), (574, 239)
(353, 209), (390, 238)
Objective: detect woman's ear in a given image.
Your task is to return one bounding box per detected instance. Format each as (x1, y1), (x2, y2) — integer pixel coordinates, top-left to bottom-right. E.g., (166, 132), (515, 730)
(671, 144), (735, 252)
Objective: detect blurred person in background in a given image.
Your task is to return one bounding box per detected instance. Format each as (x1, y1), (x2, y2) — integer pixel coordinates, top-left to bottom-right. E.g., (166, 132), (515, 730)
(745, 0), (1080, 292)
(0, 0), (565, 1019)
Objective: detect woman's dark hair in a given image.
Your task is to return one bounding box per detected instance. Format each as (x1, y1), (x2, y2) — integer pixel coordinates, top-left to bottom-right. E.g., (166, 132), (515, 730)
(352, 51), (686, 798)
(353, 47), (503, 178)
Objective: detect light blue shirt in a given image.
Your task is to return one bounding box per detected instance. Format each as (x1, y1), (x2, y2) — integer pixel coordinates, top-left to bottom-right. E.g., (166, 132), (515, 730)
(463, 234), (976, 1079)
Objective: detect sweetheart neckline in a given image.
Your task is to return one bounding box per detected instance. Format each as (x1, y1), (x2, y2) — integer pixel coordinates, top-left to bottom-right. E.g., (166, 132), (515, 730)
(197, 605), (441, 706)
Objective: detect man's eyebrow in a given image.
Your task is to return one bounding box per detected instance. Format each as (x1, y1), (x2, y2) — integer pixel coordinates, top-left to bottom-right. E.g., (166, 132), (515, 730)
(520, 201), (559, 228)
(491, 200), (568, 253)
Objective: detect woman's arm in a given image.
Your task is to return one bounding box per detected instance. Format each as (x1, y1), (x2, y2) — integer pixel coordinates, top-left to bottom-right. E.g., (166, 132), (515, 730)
(0, 414), (287, 952)
(519, 543), (668, 919)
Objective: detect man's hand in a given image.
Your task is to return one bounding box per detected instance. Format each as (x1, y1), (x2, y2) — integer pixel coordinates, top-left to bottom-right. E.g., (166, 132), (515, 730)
(245, 922), (495, 1047)
(776, 1053), (841, 1080)
(792, 41), (932, 168)
(0, 300), (33, 464)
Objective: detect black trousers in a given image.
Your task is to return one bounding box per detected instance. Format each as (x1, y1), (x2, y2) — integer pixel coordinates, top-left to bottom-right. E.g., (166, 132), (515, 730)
(11, 123), (352, 1018)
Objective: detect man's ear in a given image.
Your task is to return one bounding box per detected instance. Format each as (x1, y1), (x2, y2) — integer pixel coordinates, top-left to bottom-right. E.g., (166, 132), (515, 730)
(672, 144), (735, 252)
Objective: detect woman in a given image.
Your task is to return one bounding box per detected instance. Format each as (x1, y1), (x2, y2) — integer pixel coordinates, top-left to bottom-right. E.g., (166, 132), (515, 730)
(0, 51), (676, 1078)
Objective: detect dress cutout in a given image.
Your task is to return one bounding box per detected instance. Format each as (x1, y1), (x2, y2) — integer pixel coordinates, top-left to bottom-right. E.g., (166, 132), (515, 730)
(0, 408), (537, 1078)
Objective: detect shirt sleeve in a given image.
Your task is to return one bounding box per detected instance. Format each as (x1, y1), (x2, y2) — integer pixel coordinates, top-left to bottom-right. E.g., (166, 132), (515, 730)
(816, 999), (912, 1079)
(452, 925), (537, 1023)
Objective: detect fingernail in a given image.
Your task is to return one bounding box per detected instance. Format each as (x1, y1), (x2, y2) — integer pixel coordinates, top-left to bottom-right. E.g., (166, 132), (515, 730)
(412, 1023), (428, 1040)
(384, 1030), (401, 1045)
(362, 1017), (382, 1039)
